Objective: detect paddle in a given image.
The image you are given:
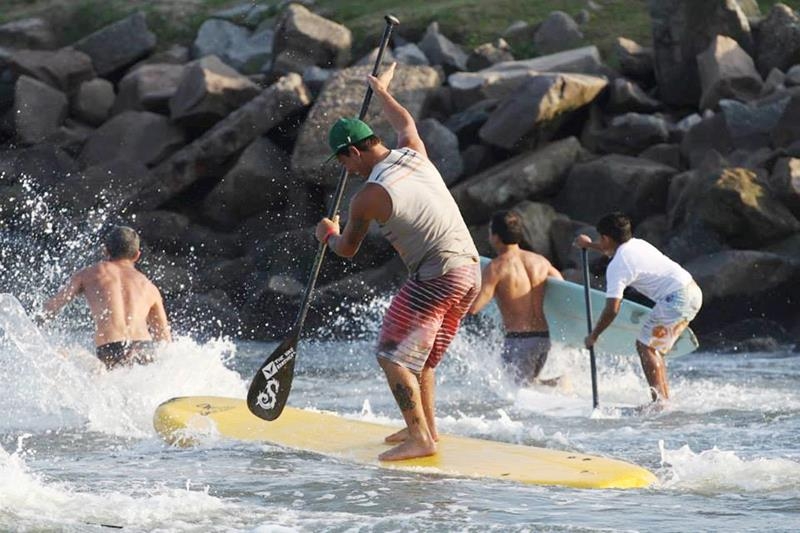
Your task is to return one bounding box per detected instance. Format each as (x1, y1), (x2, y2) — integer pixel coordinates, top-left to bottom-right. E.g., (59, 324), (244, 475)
(247, 15), (400, 421)
(581, 248), (600, 409)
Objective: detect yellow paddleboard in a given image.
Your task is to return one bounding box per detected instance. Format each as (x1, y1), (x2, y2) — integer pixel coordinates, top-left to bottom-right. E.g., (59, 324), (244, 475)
(154, 396), (657, 489)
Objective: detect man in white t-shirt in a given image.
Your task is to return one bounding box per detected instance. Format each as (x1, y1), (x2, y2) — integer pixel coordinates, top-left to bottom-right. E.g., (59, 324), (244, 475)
(574, 212), (702, 403)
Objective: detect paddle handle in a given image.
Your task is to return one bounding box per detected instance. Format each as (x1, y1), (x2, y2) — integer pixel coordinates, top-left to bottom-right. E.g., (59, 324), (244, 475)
(293, 15), (400, 333)
(581, 248), (600, 409)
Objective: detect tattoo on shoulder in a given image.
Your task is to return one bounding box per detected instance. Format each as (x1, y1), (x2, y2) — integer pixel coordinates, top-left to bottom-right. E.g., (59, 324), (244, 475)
(391, 383), (416, 411)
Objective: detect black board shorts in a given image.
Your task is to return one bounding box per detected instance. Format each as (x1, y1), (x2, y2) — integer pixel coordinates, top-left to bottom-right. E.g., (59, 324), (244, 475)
(96, 340), (156, 370)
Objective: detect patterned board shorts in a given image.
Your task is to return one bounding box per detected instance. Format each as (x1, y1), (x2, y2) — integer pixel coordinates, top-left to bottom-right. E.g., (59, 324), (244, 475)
(377, 263), (480, 373)
(639, 282), (703, 354)
(502, 332), (551, 385)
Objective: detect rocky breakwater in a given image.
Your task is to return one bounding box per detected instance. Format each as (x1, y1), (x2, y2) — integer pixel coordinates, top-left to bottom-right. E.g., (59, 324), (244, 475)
(0, 1), (798, 351)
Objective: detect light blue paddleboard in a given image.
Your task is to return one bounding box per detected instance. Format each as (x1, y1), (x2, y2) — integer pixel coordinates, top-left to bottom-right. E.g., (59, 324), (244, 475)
(479, 257), (699, 357)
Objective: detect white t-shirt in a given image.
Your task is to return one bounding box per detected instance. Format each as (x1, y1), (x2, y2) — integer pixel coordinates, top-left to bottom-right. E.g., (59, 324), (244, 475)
(605, 238), (693, 301)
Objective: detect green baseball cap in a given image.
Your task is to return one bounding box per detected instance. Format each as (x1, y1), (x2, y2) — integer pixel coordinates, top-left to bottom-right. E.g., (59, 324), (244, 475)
(326, 118), (374, 162)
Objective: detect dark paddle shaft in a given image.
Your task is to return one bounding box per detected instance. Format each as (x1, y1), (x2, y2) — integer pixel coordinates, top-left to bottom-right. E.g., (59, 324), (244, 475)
(247, 15), (400, 421)
(581, 248), (600, 409)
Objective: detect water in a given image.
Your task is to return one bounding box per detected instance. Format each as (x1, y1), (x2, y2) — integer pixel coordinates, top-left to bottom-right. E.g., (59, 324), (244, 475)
(1, 176), (799, 531)
(1, 295), (799, 532)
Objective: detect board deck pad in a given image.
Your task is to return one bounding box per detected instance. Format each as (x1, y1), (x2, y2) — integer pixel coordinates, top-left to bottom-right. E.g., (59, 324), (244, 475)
(478, 258), (699, 357)
(154, 396), (657, 489)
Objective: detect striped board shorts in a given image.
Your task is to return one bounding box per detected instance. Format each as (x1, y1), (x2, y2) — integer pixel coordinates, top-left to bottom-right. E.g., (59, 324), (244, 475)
(377, 263), (480, 373)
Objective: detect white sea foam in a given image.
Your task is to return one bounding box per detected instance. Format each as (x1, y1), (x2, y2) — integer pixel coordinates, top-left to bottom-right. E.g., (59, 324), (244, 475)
(658, 441), (800, 494)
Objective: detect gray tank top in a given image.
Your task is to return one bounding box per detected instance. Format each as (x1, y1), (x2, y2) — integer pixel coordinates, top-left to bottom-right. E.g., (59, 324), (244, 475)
(367, 148), (479, 280)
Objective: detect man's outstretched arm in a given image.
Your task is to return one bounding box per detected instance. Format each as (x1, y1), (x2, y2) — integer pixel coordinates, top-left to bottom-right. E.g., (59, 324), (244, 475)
(41, 273), (83, 321)
(367, 62), (427, 157)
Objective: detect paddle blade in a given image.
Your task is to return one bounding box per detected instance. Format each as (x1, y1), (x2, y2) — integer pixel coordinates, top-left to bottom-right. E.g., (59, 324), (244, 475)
(247, 335), (298, 421)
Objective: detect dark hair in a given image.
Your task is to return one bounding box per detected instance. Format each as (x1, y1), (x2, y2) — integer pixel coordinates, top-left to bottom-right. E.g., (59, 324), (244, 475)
(336, 135), (382, 156)
(490, 210), (524, 245)
(105, 226), (140, 260)
(596, 212), (632, 244)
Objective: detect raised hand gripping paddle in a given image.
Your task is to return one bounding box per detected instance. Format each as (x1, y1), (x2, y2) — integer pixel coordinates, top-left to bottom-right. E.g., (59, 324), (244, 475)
(247, 15), (400, 421)
(581, 248), (600, 409)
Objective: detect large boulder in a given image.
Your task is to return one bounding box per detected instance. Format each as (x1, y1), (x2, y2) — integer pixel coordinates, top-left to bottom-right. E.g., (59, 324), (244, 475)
(192, 18), (273, 74)
(270, 4), (351, 76)
(73, 12), (157, 77)
(452, 137), (584, 224)
(418, 22), (468, 74)
(509, 201), (566, 259)
(448, 46), (604, 109)
(114, 63), (186, 114)
(648, 0), (753, 107)
(534, 11), (584, 55)
(613, 37), (654, 84)
(697, 35), (762, 110)
(676, 167), (800, 248)
(72, 78), (115, 126)
(53, 157), (151, 213)
(0, 17), (56, 50)
(584, 112), (671, 156)
(13, 75), (67, 144)
(768, 157), (800, 217)
(291, 64), (441, 186)
(135, 73), (311, 209)
(755, 4), (800, 77)
(79, 111), (185, 168)
(417, 118), (463, 185)
(479, 72), (607, 151)
(169, 55), (260, 130)
(9, 47), (95, 94)
(201, 137), (292, 229)
(554, 154), (676, 225)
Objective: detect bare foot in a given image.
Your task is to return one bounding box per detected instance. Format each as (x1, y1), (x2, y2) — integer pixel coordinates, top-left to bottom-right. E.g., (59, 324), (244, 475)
(378, 439), (437, 461)
(385, 427), (440, 443)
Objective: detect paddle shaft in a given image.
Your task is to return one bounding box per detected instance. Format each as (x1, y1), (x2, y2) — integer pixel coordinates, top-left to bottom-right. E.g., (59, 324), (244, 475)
(292, 15), (399, 335)
(581, 248), (600, 409)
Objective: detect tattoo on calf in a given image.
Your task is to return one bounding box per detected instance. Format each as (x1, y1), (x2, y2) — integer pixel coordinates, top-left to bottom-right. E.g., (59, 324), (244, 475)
(391, 383), (416, 411)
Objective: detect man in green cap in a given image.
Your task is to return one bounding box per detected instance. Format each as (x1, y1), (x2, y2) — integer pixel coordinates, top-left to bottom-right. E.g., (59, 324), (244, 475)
(315, 62), (480, 461)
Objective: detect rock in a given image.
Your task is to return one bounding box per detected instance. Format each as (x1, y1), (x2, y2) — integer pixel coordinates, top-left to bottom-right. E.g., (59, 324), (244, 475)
(169, 55), (260, 130)
(509, 201), (566, 259)
(554, 154), (676, 225)
(771, 92), (800, 148)
(767, 157), (800, 217)
(697, 35), (762, 110)
(549, 217), (598, 270)
(9, 47), (95, 94)
(466, 39), (513, 72)
(479, 72), (607, 151)
(452, 137), (584, 224)
(72, 78), (115, 126)
(394, 43), (429, 66)
(135, 73), (311, 209)
(79, 111), (185, 169)
(354, 46), (396, 67)
(301, 65), (332, 98)
(586, 112), (671, 156)
(201, 137), (292, 229)
(13, 75), (67, 144)
(680, 113), (734, 168)
(460, 144), (496, 178)
(114, 63), (186, 114)
(192, 19), (273, 74)
(0, 17), (56, 50)
(756, 4), (800, 77)
(534, 11), (584, 55)
(418, 21), (468, 74)
(683, 167), (800, 247)
(73, 12), (157, 77)
(761, 67), (787, 96)
(605, 78), (663, 114)
(639, 143), (683, 169)
(211, 2), (273, 29)
(444, 98), (498, 147)
(649, 0), (753, 107)
(417, 118), (463, 185)
(614, 37), (654, 84)
(291, 64), (441, 186)
(270, 4), (351, 76)
(448, 46), (605, 110)
(720, 96), (790, 150)
(53, 157), (150, 213)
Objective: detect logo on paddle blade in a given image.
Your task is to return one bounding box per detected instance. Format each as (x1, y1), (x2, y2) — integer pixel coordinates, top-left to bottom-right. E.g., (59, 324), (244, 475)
(255, 347), (296, 411)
